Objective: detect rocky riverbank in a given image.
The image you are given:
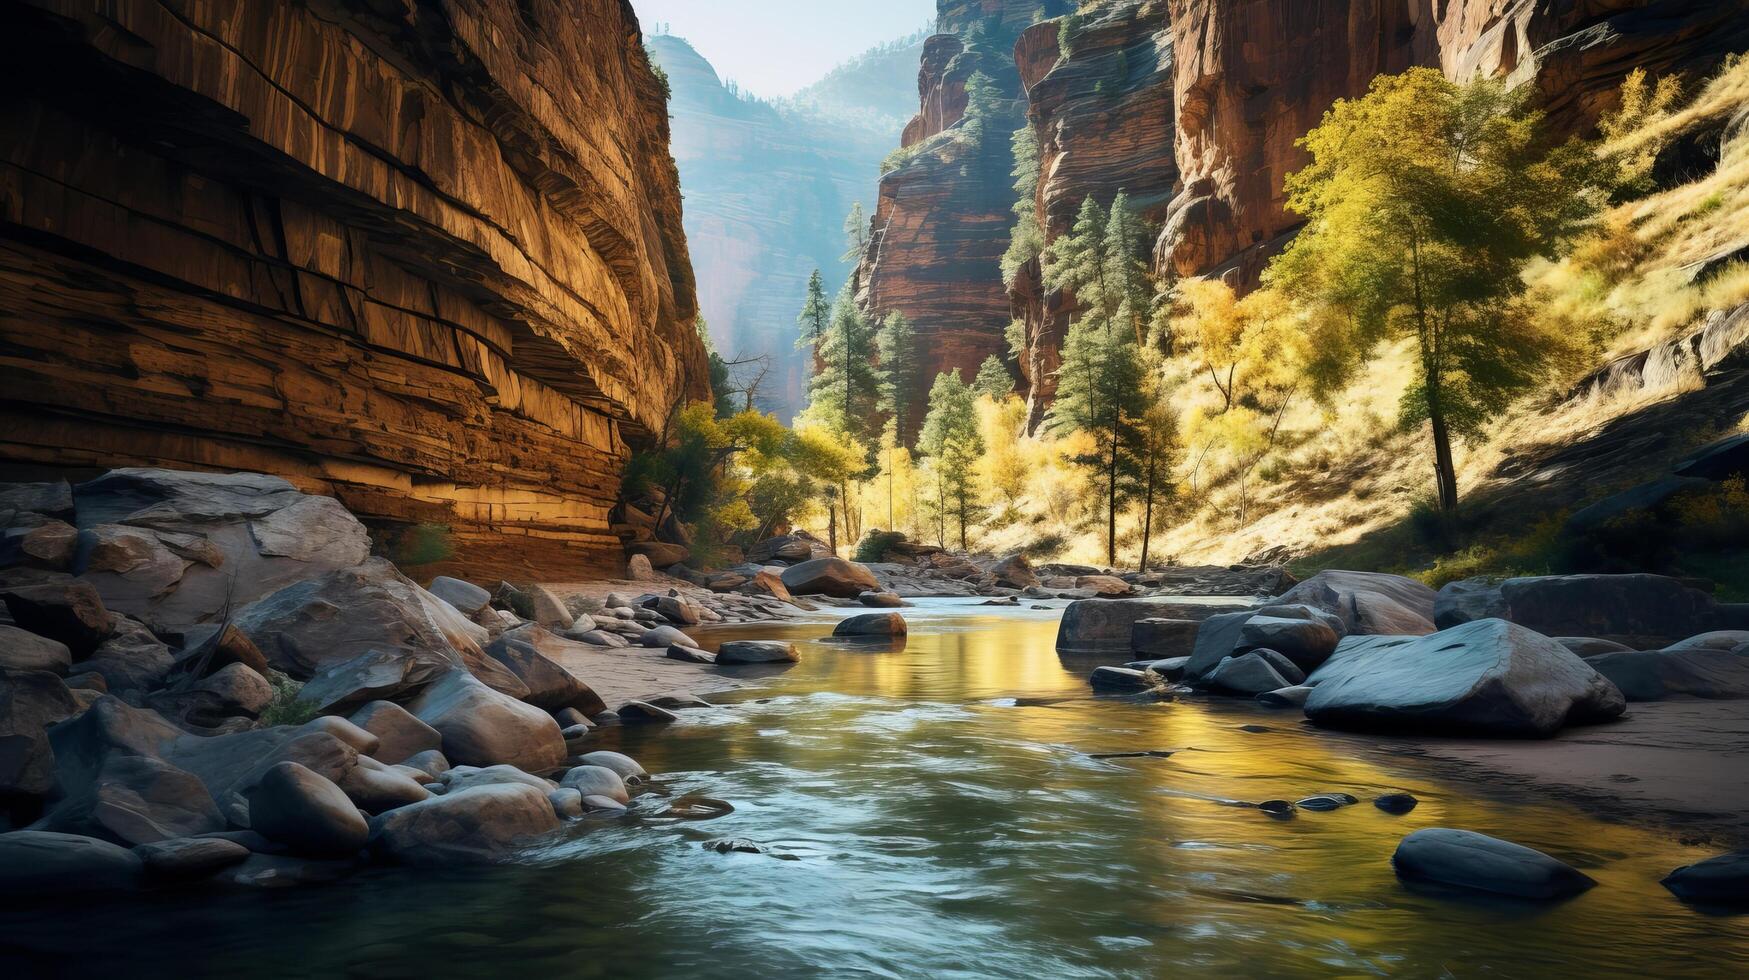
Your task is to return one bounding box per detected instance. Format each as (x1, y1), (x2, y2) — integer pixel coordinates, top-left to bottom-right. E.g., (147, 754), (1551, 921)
(0, 468), (824, 895)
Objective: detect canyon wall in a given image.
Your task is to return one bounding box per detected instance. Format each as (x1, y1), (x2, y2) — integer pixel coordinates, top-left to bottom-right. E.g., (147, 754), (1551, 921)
(1009, 0), (1177, 423)
(1157, 0), (1749, 285)
(855, 0), (1075, 420)
(0, 0), (707, 580)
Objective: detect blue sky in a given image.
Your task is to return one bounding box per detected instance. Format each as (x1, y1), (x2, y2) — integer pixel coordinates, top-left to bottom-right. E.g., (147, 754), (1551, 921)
(632, 0), (937, 98)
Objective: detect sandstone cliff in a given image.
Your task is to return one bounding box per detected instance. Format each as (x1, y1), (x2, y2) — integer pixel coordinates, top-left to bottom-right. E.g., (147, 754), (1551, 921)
(1157, 0), (1749, 285)
(1009, 0), (1177, 423)
(855, 0), (1074, 415)
(0, 0), (707, 579)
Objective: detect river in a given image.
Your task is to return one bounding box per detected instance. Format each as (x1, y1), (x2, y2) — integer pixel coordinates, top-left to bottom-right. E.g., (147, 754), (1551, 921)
(4, 599), (1744, 977)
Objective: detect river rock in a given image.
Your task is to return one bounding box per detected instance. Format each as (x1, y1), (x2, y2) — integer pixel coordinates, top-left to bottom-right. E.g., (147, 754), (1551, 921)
(1256, 685), (1313, 708)
(1207, 652), (1295, 696)
(295, 647), (454, 715)
(134, 836), (251, 881)
(1089, 665), (1154, 690)
(1586, 646), (1749, 701)
(559, 764), (628, 804)
(1, 668), (78, 803)
(175, 661), (273, 720)
(523, 586), (571, 630)
(169, 623), (271, 680)
(1306, 620), (1626, 737)
(1058, 598), (1253, 655)
(401, 750), (450, 779)
(655, 595), (702, 625)
(0, 514), (79, 571)
(716, 640), (799, 664)
(1237, 616), (1339, 671)
(348, 701), (442, 765)
(834, 612), (907, 637)
(337, 762), (430, 814)
(639, 625), (697, 648)
(368, 783), (560, 865)
(38, 754), (223, 846)
(1278, 570), (1436, 636)
(1391, 828), (1595, 899)
(1183, 611), (1262, 679)
(738, 568), (795, 603)
(780, 557), (880, 598)
(484, 625), (606, 715)
(1662, 850), (1749, 904)
(0, 579), (114, 655)
(582, 794), (628, 813)
(82, 615), (175, 693)
(0, 623), (72, 674)
(434, 765), (553, 795)
(988, 554), (1038, 589)
(1374, 793), (1419, 814)
(406, 670), (566, 773)
(666, 644), (717, 664)
(0, 479), (74, 518)
(1131, 618), (1202, 658)
(427, 577), (491, 617)
(576, 750), (645, 784)
(858, 591), (905, 608)
(246, 761), (369, 858)
(0, 831), (143, 894)
(1433, 577), (1509, 630)
(1497, 574), (1719, 647)
(615, 700), (678, 724)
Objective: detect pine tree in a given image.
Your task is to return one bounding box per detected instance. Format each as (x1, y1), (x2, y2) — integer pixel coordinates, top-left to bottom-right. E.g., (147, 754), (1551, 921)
(1043, 196), (1110, 318)
(917, 369), (985, 550)
(796, 269), (830, 351)
(1047, 305), (1147, 568)
(841, 202), (868, 263)
(960, 71), (1002, 149)
(1103, 192), (1151, 344)
(876, 311), (924, 446)
(973, 355), (1012, 399)
(807, 282), (883, 450)
(1000, 125), (1044, 288)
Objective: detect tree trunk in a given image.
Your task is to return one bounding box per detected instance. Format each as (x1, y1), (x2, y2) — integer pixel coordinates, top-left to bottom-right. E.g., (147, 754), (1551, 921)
(1139, 453), (1156, 572)
(1428, 403), (1459, 516)
(1105, 440), (1119, 568)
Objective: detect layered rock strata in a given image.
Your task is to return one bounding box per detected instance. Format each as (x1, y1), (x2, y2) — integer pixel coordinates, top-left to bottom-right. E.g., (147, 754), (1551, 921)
(0, 0), (707, 579)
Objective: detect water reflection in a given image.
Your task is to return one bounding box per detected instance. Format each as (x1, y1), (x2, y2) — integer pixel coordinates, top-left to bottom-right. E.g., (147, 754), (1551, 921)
(3, 600), (1744, 977)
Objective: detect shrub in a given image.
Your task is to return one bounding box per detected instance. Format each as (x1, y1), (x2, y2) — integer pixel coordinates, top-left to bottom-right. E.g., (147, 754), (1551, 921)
(854, 530), (907, 563)
(259, 671), (319, 727)
(1020, 532), (1066, 561)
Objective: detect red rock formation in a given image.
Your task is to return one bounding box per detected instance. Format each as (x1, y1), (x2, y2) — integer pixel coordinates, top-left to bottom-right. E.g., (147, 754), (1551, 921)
(1009, 0), (1177, 423)
(1158, 0), (1749, 286)
(0, 0), (707, 579)
(857, 0), (1074, 414)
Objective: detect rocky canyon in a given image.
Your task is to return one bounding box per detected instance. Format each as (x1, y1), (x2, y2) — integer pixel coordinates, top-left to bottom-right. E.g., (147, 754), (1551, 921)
(0, 0), (707, 579)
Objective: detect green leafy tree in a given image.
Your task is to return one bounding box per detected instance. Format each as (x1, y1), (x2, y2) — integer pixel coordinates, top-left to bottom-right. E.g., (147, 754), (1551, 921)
(876, 311), (925, 446)
(917, 369), (986, 549)
(1268, 68), (1599, 518)
(796, 269), (830, 350)
(973, 354), (1013, 399)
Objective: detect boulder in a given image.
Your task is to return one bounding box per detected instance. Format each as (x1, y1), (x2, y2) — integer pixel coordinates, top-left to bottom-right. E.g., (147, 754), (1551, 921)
(715, 640), (799, 665)
(0, 480), (74, 518)
(1, 669), (78, 803)
(1057, 598), (1253, 655)
(639, 625), (697, 648)
(747, 535), (816, 565)
(1305, 620), (1626, 737)
(625, 553), (656, 580)
(0, 624), (72, 674)
(1587, 647), (1749, 701)
(1433, 577), (1508, 630)
(401, 749), (450, 779)
(1236, 616), (1339, 671)
(1392, 828), (1595, 899)
(169, 623), (271, 679)
(368, 783), (560, 865)
(1131, 618), (1202, 659)
(71, 470), (373, 630)
(484, 625), (606, 715)
(1277, 570), (1436, 636)
(655, 595), (703, 625)
(337, 762), (431, 814)
(1662, 850), (1749, 904)
(1076, 575), (1132, 596)
(348, 701), (442, 765)
(576, 750), (646, 784)
(628, 541), (690, 568)
(295, 647), (455, 715)
(1088, 666), (1153, 690)
(1555, 637), (1633, 658)
(1207, 652), (1294, 696)
(0, 579), (114, 655)
(0, 830), (143, 894)
(1256, 685), (1313, 708)
(234, 558), (490, 681)
(406, 670), (566, 772)
(738, 568), (795, 603)
(194, 662), (272, 717)
(781, 557), (880, 598)
(1497, 574), (1718, 647)
(0, 514), (79, 570)
(246, 761), (369, 858)
(524, 586), (572, 630)
(298, 716), (379, 758)
(559, 764), (629, 804)
(988, 554), (1038, 589)
(437, 764), (552, 796)
(36, 754), (223, 845)
(134, 836), (251, 881)
(548, 787), (584, 818)
(427, 577), (490, 617)
(666, 644), (716, 664)
(858, 591), (904, 608)
(833, 612), (907, 637)
(82, 615), (175, 693)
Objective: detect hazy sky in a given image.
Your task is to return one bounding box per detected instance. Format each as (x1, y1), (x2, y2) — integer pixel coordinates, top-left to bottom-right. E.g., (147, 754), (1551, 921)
(632, 0), (936, 98)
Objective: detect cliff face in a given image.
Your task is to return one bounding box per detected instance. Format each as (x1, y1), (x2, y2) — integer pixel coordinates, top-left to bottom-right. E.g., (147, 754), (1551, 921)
(0, 0), (707, 579)
(1158, 0), (1749, 285)
(1009, 0), (1177, 422)
(650, 34), (909, 420)
(856, 0), (1075, 408)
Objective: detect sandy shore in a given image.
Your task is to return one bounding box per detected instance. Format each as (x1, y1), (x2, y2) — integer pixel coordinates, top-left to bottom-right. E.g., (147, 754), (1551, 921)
(1359, 699), (1749, 846)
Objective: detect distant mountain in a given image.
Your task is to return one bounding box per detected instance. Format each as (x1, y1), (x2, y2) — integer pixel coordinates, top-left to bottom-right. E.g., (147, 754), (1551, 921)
(648, 33), (923, 419)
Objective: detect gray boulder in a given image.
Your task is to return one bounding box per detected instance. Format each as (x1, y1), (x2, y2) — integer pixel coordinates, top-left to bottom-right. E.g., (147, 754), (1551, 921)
(0, 480), (74, 518)
(1433, 577), (1508, 630)
(1057, 598), (1253, 655)
(666, 644), (716, 664)
(1, 669), (78, 803)
(988, 554), (1038, 589)
(1088, 666), (1153, 690)
(833, 612), (907, 637)
(401, 749), (450, 779)
(780, 557), (880, 598)
(0, 623), (72, 673)
(436, 764), (553, 796)
(0, 831), (143, 894)
(368, 783), (559, 865)
(349, 700), (442, 765)
(427, 577), (490, 617)
(246, 761), (369, 858)
(576, 750), (646, 784)
(525, 586), (573, 630)
(1498, 574), (1718, 647)
(36, 754), (223, 846)
(1587, 646), (1749, 701)
(484, 625), (606, 715)
(1131, 618), (1203, 659)
(655, 595), (703, 625)
(1207, 653), (1294, 696)
(83, 615), (175, 693)
(406, 670), (566, 772)
(1277, 570), (1436, 636)
(1305, 620), (1626, 737)
(1662, 850), (1749, 904)
(1237, 616), (1339, 671)
(615, 700), (678, 724)
(715, 640), (799, 665)
(295, 647), (455, 715)
(559, 764), (629, 804)
(1392, 828), (1594, 899)
(639, 625), (697, 648)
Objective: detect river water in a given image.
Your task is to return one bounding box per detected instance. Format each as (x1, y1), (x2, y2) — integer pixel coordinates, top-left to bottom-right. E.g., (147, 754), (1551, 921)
(4, 600), (1744, 977)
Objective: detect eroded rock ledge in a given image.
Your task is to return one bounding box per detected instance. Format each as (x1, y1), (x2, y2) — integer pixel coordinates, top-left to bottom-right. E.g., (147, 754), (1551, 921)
(0, 0), (708, 579)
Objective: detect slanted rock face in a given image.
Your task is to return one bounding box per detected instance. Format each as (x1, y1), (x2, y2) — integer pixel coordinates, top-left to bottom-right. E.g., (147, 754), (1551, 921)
(0, 0), (706, 580)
